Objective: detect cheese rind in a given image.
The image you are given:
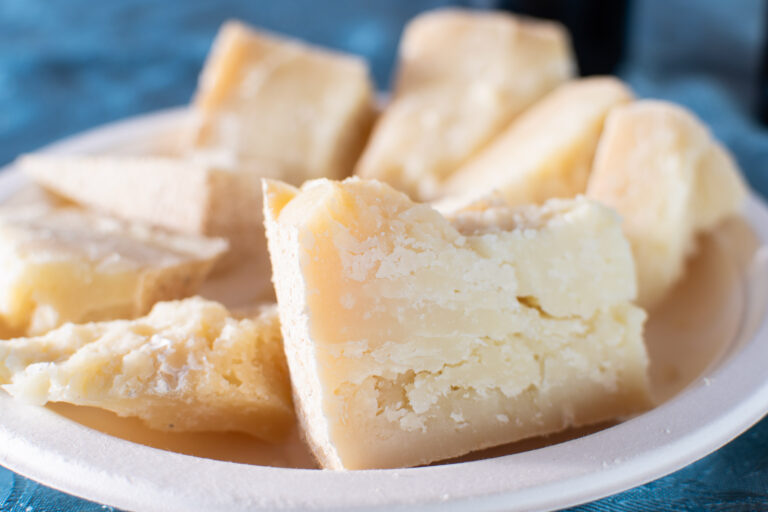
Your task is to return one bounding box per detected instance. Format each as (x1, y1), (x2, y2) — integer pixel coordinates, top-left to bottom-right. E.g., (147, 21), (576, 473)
(355, 9), (575, 200)
(190, 20), (376, 183)
(264, 177), (651, 470)
(0, 204), (226, 336)
(19, 154), (266, 270)
(439, 77), (633, 209)
(586, 101), (747, 308)
(0, 298), (293, 442)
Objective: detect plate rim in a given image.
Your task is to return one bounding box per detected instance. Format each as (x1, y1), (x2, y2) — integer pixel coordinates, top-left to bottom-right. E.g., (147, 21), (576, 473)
(1, 108), (768, 512)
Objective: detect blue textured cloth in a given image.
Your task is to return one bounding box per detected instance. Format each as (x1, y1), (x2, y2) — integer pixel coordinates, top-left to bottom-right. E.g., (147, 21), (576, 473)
(1, 1), (768, 511)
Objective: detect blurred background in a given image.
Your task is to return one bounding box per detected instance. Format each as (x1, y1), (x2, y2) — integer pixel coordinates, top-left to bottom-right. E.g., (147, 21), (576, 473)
(1, 0), (766, 191)
(1, 0), (768, 510)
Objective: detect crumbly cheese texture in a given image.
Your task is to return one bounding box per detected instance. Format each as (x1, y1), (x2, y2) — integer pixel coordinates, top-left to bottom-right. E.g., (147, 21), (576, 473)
(264, 177), (651, 470)
(0, 203), (226, 336)
(586, 101), (747, 309)
(19, 154), (267, 270)
(189, 20), (376, 183)
(439, 77), (633, 209)
(355, 9), (575, 201)
(0, 298), (294, 443)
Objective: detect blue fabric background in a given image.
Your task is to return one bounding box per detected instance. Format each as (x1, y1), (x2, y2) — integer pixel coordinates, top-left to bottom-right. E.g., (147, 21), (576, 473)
(1, 0), (768, 510)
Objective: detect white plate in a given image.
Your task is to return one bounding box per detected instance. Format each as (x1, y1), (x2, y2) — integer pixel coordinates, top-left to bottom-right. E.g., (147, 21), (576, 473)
(2, 109), (768, 512)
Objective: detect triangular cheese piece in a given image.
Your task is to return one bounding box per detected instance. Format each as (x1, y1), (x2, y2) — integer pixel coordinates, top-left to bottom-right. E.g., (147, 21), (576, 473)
(264, 177), (651, 469)
(355, 9), (574, 200)
(439, 77), (633, 209)
(19, 154), (268, 270)
(0, 298), (293, 443)
(0, 202), (226, 336)
(586, 100), (747, 308)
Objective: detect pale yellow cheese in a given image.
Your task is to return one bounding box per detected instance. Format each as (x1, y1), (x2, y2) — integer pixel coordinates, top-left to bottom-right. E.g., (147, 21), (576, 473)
(0, 297), (294, 443)
(190, 20), (376, 183)
(19, 154), (267, 270)
(355, 9), (575, 201)
(439, 77), (633, 209)
(264, 177), (651, 470)
(0, 203), (226, 336)
(586, 101), (747, 309)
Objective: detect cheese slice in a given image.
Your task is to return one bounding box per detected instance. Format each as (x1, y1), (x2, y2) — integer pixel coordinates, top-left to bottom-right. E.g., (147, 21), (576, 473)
(19, 154), (268, 270)
(586, 101), (747, 309)
(0, 297), (294, 443)
(190, 20), (376, 183)
(355, 9), (575, 201)
(439, 77), (633, 209)
(264, 177), (651, 470)
(0, 203), (226, 336)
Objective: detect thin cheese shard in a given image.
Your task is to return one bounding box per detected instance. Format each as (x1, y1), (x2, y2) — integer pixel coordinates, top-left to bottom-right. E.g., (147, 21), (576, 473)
(439, 77), (633, 208)
(586, 101), (747, 308)
(0, 203), (226, 336)
(264, 177), (651, 470)
(0, 298), (294, 443)
(355, 9), (575, 201)
(189, 20), (376, 183)
(19, 154), (266, 270)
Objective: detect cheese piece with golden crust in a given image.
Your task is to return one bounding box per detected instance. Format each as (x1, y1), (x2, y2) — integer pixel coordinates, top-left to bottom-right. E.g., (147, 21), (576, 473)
(264, 177), (651, 470)
(0, 298), (293, 443)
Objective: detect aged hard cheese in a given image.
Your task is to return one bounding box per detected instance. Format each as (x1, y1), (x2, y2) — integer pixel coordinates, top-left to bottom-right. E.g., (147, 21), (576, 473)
(19, 154), (266, 270)
(355, 9), (574, 201)
(0, 203), (226, 336)
(439, 77), (633, 209)
(190, 20), (376, 183)
(0, 298), (294, 442)
(586, 101), (747, 309)
(264, 177), (651, 470)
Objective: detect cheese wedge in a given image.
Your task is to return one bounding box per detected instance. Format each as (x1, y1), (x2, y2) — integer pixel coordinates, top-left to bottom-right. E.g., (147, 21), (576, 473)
(0, 203), (226, 336)
(190, 20), (376, 183)
(586, 101), (747, 308)
(19, 154), (266, 270)
(439, 77), (633, 209)
(0, 298), (294, 443)
(264, 177), (651, 470)
(355, 9), (575, 201)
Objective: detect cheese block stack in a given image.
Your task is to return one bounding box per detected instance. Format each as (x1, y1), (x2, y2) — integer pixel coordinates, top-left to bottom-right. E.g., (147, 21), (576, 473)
(0, 7), (751, 470)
